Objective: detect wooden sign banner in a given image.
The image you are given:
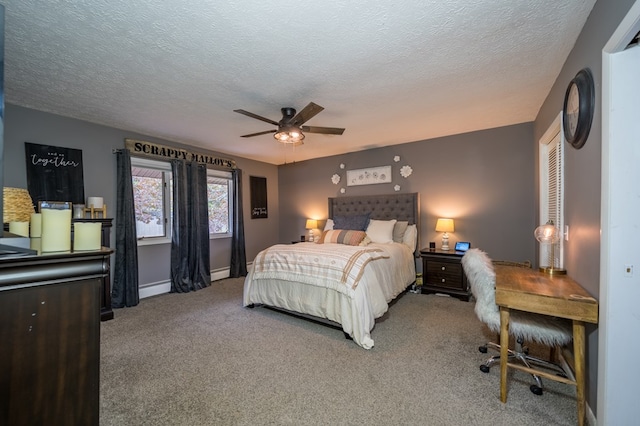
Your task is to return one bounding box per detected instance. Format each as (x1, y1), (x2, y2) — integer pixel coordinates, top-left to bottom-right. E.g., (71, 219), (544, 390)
(125, 139), (236, 169)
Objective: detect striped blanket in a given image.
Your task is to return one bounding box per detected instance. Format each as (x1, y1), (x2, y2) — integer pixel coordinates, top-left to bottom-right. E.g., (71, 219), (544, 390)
(252, 243), (389, 293)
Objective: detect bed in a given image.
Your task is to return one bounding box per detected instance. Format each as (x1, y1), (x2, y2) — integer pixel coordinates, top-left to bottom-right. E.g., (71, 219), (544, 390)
(243, 193), (419, 349)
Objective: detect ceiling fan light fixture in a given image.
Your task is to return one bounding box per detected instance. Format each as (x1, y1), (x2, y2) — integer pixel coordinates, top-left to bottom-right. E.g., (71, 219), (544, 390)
(235, 102), (344, 143)
(274, 125), (305, 144)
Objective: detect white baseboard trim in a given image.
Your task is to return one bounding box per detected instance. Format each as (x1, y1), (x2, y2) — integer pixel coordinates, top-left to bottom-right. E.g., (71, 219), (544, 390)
(139, 266), (244, 299)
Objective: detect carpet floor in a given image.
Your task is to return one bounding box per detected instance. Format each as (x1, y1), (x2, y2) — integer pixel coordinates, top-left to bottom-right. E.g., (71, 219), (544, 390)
(100, 278), (578, 425)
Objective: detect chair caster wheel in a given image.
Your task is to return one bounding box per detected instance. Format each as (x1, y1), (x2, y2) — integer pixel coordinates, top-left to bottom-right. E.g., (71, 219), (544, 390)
(480, 364), (491, 373)
(478, 346), (488, 353)
(530, 385), (543, 395)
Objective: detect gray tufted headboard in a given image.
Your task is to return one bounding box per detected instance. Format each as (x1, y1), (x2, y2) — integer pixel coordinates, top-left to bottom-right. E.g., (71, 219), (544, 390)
(328, 193), (420, 252)
(328, 192), (419, 224)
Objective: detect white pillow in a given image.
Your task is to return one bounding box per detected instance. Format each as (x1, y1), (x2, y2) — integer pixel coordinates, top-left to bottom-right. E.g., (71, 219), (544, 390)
(402, 224), (417, 251)
(366, 219), (397, 244)
(324, 219), (334, 231)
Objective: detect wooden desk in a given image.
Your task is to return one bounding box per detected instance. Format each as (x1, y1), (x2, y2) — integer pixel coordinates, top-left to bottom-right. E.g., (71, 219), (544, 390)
(494, 265), (598, 426)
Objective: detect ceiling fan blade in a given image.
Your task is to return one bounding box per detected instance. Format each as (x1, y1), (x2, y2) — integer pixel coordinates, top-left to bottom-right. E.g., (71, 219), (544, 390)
(234, 109), (279, 126)
(290, 102), (324, 126)
(301, 125), (345, 135)
(240, 130), (277, 138)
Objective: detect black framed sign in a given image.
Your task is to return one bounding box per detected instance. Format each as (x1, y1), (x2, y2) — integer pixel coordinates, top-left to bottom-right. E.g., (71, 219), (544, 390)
(25, 142), (85, 207)
(250, 176), (268, 219)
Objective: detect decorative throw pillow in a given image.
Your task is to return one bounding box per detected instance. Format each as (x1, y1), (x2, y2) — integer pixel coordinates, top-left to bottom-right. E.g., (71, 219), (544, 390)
(393, 221), (409, 243)
(323, 219), (334, 231)
(403, 224), (418, 251)
(317, 229), (367, 246)
(333, 213), (371, 231)
(359, 236), (372, 246)
(366, 219), (397, 244)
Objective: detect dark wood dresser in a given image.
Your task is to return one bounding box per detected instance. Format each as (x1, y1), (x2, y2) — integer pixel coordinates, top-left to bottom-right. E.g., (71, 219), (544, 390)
(0, 247), (112, 426)
(420, 248), (470, 301)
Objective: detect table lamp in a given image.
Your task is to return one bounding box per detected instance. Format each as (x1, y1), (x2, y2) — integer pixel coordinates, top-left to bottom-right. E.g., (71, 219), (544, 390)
(435, 218), (454, 251)
(3, 187), (35, 223)
(305, 219), (318, 242)
(534, 220), (566, 275)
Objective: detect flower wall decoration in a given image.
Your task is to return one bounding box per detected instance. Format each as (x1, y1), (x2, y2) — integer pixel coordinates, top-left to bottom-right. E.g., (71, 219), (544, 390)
(346, 166), (392, 186)
(340, 163), (345, 169)
(394, 185), (401, 191)
(400, 165), (413, 178)
(393, 156), (400, 162)
(331, 174), (341, 185)
(340, 188), (346, 194)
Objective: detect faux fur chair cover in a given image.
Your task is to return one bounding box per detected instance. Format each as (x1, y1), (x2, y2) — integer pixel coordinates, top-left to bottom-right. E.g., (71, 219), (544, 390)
(461, 248), (572, 347)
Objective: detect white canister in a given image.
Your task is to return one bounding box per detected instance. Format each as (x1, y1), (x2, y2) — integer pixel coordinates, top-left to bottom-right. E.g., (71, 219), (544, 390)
(73, 204), (85, 218)
(87, 197), (104, 209)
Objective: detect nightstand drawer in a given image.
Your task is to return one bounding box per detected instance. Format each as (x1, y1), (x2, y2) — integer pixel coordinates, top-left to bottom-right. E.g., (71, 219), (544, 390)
(425, 261), (463, 288)
(419, 249), (470, 301)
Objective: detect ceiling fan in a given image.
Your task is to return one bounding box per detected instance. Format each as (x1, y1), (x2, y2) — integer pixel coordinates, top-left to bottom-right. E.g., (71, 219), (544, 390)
(234, 102), (345, 145)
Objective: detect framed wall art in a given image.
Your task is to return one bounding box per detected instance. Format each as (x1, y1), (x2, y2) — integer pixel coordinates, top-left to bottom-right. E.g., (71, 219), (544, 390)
(250, 176), (268, 219)
(25, 142), (85, 206)
(346, 166), (392, 186)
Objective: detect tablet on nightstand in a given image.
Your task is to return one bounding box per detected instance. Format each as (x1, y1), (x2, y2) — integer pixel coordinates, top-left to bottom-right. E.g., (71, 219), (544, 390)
(455, 241), (470, 254)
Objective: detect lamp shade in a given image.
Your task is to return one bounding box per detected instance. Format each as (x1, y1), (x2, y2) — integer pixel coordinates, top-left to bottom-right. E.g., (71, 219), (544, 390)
(3, 187), (35, 223)
(305, 219), (318, 230)
(534, 221), (560, 244)
(534, 220), (566, 275)
(435, 218), (454, 233)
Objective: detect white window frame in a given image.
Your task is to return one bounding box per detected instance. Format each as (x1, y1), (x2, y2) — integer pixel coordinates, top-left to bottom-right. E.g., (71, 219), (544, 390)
(538, 112), (565, 269)
(207, 168), (233, 240)
(131, 156), (172, 246)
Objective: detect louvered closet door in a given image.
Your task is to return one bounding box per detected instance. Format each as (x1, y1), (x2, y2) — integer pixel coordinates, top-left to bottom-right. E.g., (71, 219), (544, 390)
(540, 127), (565, 270)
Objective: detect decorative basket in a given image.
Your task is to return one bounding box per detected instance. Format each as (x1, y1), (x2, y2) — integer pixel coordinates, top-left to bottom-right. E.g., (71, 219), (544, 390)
(3, 187), (35, 223)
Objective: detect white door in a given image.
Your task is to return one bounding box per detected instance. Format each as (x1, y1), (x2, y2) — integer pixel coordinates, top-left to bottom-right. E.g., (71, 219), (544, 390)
(599, 7), (640, 423)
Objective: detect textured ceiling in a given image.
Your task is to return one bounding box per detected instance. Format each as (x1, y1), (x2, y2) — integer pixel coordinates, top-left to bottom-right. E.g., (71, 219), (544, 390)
(3, 1), (596, 165)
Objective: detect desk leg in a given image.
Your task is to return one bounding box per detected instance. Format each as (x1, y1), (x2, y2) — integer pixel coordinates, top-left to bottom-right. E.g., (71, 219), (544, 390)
(573, 320), (586, 426)
(499, 307), (510, 403)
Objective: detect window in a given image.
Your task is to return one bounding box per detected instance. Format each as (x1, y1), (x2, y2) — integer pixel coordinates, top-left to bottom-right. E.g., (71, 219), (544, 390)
(131, 157), (172, 245)
(207, 169), (232, 238)
(539, 114), (565, 269)
(131, 157), (232, 245)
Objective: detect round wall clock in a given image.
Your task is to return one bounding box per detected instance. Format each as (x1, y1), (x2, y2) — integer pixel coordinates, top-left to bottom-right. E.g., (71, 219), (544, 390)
(562, 68), (595, 149)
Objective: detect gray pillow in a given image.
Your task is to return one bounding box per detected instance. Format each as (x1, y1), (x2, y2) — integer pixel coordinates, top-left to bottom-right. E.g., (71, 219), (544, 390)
(393, 221), (409, 243)
(333, 213), (371, 231)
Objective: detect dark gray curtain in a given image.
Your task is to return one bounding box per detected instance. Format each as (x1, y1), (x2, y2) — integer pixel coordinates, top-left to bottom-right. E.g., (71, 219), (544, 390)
(112, 149), (139, 308)
(230, 168), (247, 277)
(170, 160), (211, 292)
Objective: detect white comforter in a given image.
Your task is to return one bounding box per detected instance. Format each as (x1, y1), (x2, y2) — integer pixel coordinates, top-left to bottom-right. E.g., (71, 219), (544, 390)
(243, 241), (416, 349)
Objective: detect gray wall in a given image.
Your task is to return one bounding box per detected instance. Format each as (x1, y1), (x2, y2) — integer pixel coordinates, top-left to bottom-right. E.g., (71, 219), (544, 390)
(278, 123), (536, 266)
(3, 103), (280, 285)
(533, 0), (637, 415)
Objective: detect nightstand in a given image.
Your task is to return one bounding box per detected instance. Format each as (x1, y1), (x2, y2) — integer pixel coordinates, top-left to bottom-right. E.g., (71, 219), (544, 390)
(419, 249), (470, 301)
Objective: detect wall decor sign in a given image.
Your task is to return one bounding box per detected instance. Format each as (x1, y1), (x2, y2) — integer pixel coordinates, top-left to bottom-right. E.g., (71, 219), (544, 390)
(250, 176), (268, 219)
(346, 166), (392, 186)
(125, 138), (236, 169)
(25, 142), (85, 206)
